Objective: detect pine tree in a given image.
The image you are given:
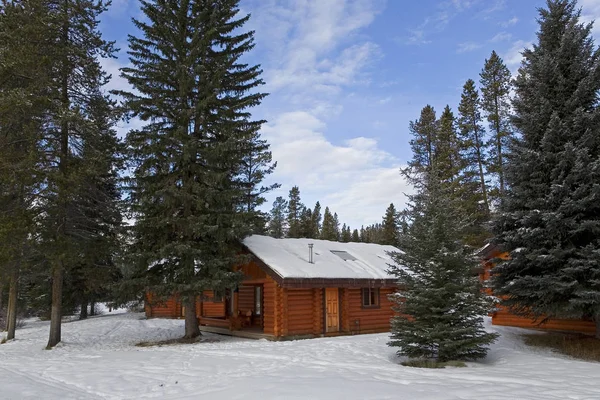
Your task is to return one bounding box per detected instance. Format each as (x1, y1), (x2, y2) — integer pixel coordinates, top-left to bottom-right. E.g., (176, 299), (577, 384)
(359, 226), (366, 242)
(480, 51), (512, 205)
(340, 224), (351, 242)
(268, 197), (287, 238)
(239, 132), (279, 234)
(351, 229), (360, 242)
(458, 79), (490, 215)
(333, 213), (340, 241)
(299, 207), (313, 238)
(69, 93), (123, 320)
(388, 170), (497, 362)
(381, 203), (399, 246)
(32, 0), (118, 348)
(120, 0), (269, 339)
(436, 106), (462, 192)
(321, 207), (337, 241)
(492, 0), (600, 337)
(286, 186), (304, 238)
(310, 201), (322, 238)
(0, 0), (50, 340)
(404, 105), (438, 182)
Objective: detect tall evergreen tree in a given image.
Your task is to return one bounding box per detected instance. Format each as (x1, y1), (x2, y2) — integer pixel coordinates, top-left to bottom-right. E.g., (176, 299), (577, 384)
(299, 207), (313, 238)
(340, 224), (351, 242)
(458, 79), (490, 215)
(381, 203), (399, 246)
(480, 51), (512, 205)
(351, 229), (360, 242)
(404, 105), (438, 182)
(239, 132), (279, 233)
(33, 0), (118, 348)
(436, 106), (462, 192)
(388, 173), (498, 362)
(492, 0), (600, 337)
(120, 0), (270, 338)
(286, 186), (303, 238)
(332, 213), (340, 241)
(310, 201), (322, 238)
(0, 0), (50, 340)
(321, 207), (337, 241)
(267, 196), (287, 238)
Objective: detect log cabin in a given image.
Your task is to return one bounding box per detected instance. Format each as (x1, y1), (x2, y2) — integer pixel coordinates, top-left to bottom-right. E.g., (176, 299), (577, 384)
(478, 243), (595, 334)
(145, 235), (400, 340)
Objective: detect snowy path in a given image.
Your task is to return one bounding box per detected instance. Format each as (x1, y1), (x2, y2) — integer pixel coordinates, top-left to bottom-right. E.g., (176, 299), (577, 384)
(1, 313), (600, 399)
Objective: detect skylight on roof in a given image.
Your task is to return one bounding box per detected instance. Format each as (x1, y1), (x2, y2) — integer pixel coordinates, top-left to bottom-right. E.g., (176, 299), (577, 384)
(330, 250), (357, 261)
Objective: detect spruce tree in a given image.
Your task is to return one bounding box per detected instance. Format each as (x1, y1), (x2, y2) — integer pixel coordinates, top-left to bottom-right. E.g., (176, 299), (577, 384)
(404, 105), (438, 180)
(480, 51), (512, 205)
(436, 106), (462, 193)
(120, 0), (270, 339)
(0, 0), (50, 340)
(321, 207), (337, 241)
(333, 213), (340, 241)
(388, 170), (497, 362)
(286, 186), (304, 238)
(239, 132), (279, 234)
(299, 207), (313, 238)
(381, 203), (399, 246)
(310, 201), (322, 238)
(340, 224), (351, 242)
(458, 79), (490, 215)
(351, 229), (360, 242)
(492, 0), (600, 337)
(268, 196), (287, 238)
(32, 0), (117, 348)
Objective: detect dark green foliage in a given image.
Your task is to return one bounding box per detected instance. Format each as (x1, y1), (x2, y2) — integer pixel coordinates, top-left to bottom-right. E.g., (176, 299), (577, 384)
(119, 0), (271, 336)
(381, 203), (399, 246)
(286, 186), (304, 238)
(320, 207), (338, 241)
(480, 51), (512, 205)
(458, 79), (490, 216)
(405, 105), (438, 183)
(436, 106), (462, 193)
(340, 224), (351, 243)
(311, 201), (322, 238)
(351, 229), (360, 242)
(268, 196), (287, 238)
(388, 174), (498, 361)
(492, 0), (600, 337)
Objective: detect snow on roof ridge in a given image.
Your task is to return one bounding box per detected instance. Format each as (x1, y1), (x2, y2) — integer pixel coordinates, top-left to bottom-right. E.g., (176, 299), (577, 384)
(242, 235), (401, 280)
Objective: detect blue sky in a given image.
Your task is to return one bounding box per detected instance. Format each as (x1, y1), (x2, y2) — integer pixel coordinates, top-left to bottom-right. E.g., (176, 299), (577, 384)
(99, 0), (600, 229)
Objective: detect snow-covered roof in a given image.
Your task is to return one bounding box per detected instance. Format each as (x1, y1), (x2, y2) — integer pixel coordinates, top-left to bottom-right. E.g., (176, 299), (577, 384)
(242, 235), (401, 280)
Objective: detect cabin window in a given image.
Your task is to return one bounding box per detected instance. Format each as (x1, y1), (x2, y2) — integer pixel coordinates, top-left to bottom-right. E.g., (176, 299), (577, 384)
(361, 288), (379, 308)
(213, 290), (224, 303)
(254, 286), (262, 316)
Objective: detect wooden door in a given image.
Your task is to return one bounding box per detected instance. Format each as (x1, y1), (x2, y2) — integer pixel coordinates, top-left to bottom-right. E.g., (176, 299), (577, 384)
(326, 288), (339, 333)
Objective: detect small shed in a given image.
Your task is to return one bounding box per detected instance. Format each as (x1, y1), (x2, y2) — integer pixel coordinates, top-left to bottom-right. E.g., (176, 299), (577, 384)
(478, 243), (595, 334)
(145, 235), (400, 340)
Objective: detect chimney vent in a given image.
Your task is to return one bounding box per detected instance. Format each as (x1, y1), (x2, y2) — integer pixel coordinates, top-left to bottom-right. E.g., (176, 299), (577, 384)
(308, 243), (314, 264)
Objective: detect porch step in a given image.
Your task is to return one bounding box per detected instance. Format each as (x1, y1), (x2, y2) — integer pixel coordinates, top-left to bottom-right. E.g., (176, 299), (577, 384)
(199, 325), (276, 340)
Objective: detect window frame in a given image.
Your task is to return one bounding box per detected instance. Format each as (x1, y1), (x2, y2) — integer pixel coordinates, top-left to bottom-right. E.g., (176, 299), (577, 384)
(361, 288), (380, 309)
(212, 290), (224, 303)
(254, 286), (262, 316)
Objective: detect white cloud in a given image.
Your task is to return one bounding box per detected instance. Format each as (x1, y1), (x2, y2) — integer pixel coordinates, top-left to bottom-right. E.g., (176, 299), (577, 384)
(457, 41), (482, 53)
(261, 112), (410, 228)
(490, 31), (512, 43)
(500, 16), (518, 27)
(581, 0), (600, 36)
(503, 39), (532, 71)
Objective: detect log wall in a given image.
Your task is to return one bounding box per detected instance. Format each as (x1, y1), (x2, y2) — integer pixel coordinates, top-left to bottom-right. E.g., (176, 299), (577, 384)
(345, 288), (395, 334)
(482, 252), (596, 335)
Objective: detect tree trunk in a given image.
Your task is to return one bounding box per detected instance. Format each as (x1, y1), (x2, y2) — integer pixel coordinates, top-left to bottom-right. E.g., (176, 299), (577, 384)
(90, 301), (96, 316)
(183, 297), (200, 339)
(47, 262), (63, 348)
(0, 277), (4, 331)
(79, 299), (88, 320)
(6, 268), (19, 341)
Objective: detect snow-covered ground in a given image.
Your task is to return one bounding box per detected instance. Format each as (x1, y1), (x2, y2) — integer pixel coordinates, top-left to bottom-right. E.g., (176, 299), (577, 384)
(1, 312), (600, 400)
